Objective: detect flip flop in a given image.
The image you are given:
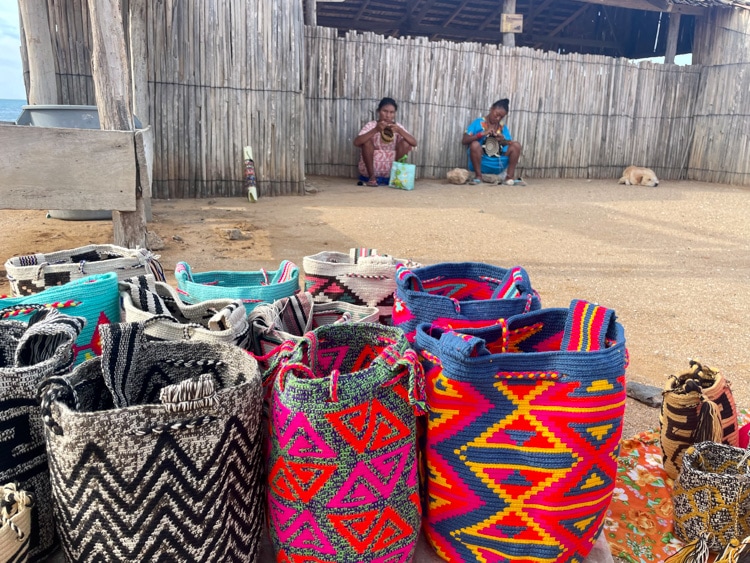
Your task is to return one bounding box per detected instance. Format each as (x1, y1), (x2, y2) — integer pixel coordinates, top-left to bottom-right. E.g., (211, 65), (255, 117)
(469, 178), (481, 185)
(366, 178), (379, 187)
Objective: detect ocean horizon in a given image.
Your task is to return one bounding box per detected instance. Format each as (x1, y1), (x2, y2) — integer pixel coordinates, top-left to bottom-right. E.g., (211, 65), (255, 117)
(0, 99), (27, 122)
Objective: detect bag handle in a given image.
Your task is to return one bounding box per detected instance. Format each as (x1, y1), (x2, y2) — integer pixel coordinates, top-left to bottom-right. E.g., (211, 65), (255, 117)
(14, 308), (85, 370)
(375, 343), (427, 414)
(174, 261), (193, 283)
(560, 299), (616, 352)
(0, 301), (83, 320)
(396, 263), (425, 292)
(437, 325), (498, 357)
(268, 260), (298, 284)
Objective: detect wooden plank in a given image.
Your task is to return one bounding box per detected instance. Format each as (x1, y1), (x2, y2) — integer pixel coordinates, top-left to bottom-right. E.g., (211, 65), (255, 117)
(664, 12), (681, 64)
(19, 0), (58, 104)
(0, 125), (136, 211)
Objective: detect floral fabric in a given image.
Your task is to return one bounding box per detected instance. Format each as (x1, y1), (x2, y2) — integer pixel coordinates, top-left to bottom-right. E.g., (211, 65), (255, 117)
(606, 411), (750, 562)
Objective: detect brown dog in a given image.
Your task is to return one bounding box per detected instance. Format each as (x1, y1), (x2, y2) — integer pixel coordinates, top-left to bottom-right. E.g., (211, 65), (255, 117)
(618, 166), (659, 187)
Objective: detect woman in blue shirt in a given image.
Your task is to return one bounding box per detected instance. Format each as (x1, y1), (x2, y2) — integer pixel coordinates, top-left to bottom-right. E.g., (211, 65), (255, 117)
(462, 98), (523, 185)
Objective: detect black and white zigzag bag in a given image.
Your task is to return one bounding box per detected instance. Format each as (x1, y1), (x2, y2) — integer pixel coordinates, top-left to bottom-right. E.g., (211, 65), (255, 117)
(40, 322), (265, 562)
(0, 307), (84, 562)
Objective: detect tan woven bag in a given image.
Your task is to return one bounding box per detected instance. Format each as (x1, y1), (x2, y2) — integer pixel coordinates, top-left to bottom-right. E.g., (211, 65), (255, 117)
(660, 360), (739, 479)
(0, 483), (33, 563)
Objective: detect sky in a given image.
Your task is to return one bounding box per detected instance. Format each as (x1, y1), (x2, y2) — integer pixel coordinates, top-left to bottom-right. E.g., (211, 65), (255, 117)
(0, 5), (691, 101)
(0, 3), (24, 99)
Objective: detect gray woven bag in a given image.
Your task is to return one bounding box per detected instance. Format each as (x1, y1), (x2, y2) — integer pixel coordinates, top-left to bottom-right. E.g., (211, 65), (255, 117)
(40, 322), (265, 562)
(0, 307), (84, 562)
(119, 274), (251, 347)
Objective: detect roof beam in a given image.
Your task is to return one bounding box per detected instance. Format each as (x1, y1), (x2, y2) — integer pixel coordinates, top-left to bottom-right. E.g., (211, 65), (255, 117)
(354, 0), (373, 22)
(444, 0), (474, 27)
(574, 0), (703, 15)
(547, 4), (590, 38)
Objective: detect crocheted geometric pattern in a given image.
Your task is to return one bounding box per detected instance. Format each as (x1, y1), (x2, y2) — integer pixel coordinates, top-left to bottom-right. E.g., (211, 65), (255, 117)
(672, 442), (750, 552)
(417, 301), (626, 562)
(42, 326), (265, 562)
(267, 325), (422, 561)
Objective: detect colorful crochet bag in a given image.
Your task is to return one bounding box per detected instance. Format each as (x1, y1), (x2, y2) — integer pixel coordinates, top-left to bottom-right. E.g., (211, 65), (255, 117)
(0, 483), (34, 563)
(39, 322), (265, 562)
(660, 360), (739, 480)
(0, 273), (120, 366)
(265, 323), (425, 562)
(174, 260), (299, 313)
(247, 291), (379, 369)
(119, 274), (252, 347)
(302, 248), (419, 324)
(393, 262), (541, 340)
(5, 244), (164, 296)
(0, 308), (84, 562)
(414, 299), (627, 562)
(672, 442), (750, 552)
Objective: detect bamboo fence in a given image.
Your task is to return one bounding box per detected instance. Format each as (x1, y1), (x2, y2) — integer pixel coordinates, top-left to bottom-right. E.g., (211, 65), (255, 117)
(304, 26), (703, 183)
(22, 3), (750, 196)
(33, 0), (306, 198)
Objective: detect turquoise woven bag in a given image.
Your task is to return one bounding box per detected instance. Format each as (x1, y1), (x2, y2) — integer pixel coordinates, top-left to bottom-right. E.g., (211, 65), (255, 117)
(174, 260), (299, 313)
(0, 273), (120, 365)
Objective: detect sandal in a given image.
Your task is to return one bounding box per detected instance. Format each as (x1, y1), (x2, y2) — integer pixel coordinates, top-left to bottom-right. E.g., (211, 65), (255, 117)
(469, 178), (482, 185)
(366, 177), (379, 187)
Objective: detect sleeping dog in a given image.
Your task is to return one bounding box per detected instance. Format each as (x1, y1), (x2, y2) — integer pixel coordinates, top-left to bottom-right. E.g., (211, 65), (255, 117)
(618, 166), (659, 187)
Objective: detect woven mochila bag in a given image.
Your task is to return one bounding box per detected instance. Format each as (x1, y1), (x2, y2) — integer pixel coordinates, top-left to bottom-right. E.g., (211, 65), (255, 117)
(119, 274), (252, 347)
(39, 322), (265, 562)
(247, 291), (380, 370)
(672, 442), (750, 552)
(393, 261), (541, 341)
(302, 248), (420, 324)
(265, 323), (426, 562)
(0, 308), (84, 562)
(0, 483), (34, 563)
(414, 299), (627, 562)
(660, 360), (739, 480)
(174, 260), (299, 314)
(0, 273), (120, 366)
(5, 244), (164, 296)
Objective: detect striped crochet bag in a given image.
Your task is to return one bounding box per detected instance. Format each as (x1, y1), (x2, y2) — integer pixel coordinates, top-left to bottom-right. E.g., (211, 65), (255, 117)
(175, 260), (299, 313)
(393, 262), (541, 341)
(39, 322), (265, 562)
(303, 248), (419, 324)
(414, 300), (627, 562)
(119, 274), (252, 347)
(0, 273), (119, 366)
(0, 308), (84, 562)
(247, 291), (379, 370)
(265, 323), (425, 562)
(5, 244), (164, 296)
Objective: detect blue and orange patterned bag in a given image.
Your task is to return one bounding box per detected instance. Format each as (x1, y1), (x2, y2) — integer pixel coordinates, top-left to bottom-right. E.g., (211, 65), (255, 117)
(414, 299), (627, 562)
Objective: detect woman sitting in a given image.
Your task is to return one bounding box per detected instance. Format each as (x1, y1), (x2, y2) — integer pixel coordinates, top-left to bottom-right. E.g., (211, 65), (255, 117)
(354, 97), (417, 186)
(462, 98), (523, 185)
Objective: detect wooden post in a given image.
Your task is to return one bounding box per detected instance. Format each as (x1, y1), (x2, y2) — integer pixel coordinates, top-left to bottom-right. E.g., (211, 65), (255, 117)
(305, 0), (317, 26)
(503, 0), (516, 47)
(18, 0), (57, 104)
(88, 0), (146, 248)
(129, 0), (152, 222)
(664, 12), (681, 64)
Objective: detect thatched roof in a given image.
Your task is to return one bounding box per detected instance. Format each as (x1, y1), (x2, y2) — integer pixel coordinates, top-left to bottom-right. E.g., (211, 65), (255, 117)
(314, 0), (746, 59)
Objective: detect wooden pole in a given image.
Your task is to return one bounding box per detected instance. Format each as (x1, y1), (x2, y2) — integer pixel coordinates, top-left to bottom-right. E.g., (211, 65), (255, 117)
(18, 0), (58, 104)
(664, 12), (681, 64)
(129, 0), (152, 222)
(503, 0), (516, 47)
(88, 0), (146, 248)
(305, 0), (317, 26)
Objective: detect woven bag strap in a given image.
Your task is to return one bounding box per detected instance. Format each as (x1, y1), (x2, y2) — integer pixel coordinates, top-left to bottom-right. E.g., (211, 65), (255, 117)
(376, 344), (427, 414)
(560, 299), (616, 352)
(437, 327), (497, 357)
(269, 260), (299, 284)
(395, 263), (425, 292)
(13, 308), (85, 370)
(349, 248), (378, 263)
(174, 261), (193, 283)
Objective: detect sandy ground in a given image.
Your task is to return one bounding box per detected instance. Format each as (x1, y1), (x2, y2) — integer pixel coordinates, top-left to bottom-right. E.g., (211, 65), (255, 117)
(3, 174), (749, 562)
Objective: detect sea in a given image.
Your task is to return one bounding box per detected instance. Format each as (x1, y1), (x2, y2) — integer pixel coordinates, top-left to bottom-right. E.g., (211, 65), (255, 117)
(0, 99), (27, 122)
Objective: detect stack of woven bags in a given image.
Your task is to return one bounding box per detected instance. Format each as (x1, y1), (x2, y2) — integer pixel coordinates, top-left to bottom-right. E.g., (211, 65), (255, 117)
(1, 244), (629, 563)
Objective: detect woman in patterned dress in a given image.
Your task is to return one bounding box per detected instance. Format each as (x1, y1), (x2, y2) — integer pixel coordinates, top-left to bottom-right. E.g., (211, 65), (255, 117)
(354, 97), (417, 186)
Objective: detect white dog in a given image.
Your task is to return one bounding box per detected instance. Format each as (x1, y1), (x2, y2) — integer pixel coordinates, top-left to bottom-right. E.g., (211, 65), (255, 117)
(618, 166), (659, 187)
